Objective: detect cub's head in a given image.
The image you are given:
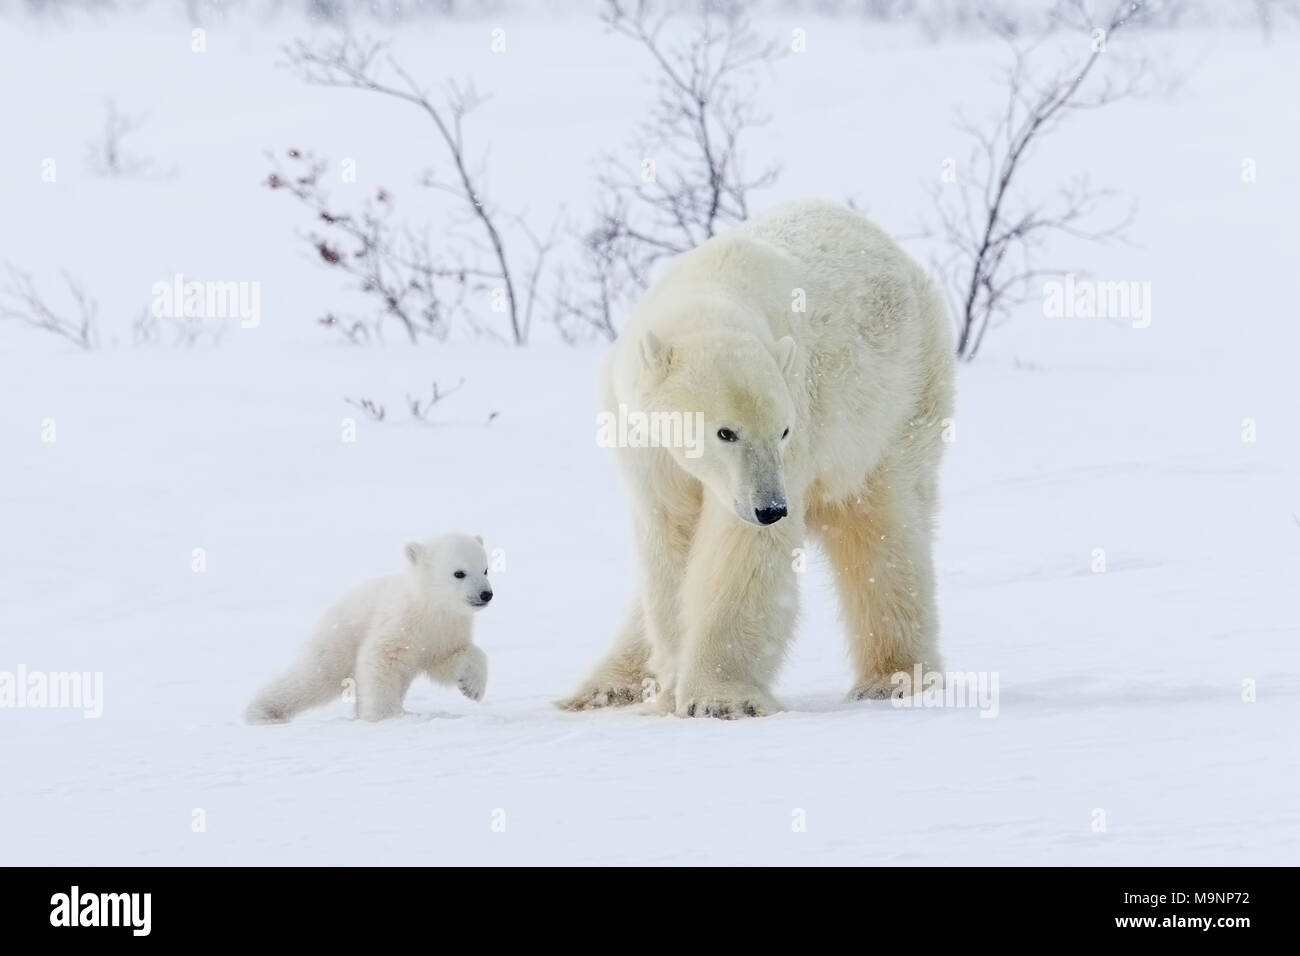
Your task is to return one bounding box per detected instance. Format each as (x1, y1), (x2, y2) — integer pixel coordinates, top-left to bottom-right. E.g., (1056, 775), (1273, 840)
(638, 328), (798, 527)
(404, 533), (493, 611)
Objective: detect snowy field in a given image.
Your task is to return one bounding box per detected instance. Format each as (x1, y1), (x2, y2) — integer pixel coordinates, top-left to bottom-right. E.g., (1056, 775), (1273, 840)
(2, 5), (1298, 865)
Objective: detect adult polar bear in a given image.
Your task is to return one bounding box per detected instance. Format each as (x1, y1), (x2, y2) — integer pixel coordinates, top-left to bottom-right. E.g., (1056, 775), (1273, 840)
(561, 199), (954, 718)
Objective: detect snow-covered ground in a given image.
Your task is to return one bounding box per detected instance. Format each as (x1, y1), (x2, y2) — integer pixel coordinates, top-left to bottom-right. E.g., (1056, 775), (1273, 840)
(1, 7), (1297, 865)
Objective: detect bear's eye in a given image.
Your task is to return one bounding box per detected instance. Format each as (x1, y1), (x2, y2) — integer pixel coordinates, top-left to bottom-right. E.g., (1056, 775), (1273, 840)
(717, 427), (738, 442)
(453, 570), (466, 579)
(782, 427), (790, 439)
(483, 568), (489, 575)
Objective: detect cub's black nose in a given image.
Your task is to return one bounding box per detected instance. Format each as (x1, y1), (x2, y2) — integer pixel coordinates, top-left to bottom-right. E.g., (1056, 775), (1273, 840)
(755, 505), (787, 526)
(479, 590), (493, 602)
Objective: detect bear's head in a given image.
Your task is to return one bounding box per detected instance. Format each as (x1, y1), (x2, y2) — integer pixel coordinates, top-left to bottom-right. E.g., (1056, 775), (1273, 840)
(638, 328), (798, 527)
(403, 533), (493, 611)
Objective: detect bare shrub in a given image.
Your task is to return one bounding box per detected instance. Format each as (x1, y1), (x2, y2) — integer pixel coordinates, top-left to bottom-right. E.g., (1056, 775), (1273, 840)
(345, 378), (465, 425)
(933, 0), (1149, 360)
(560, 0), (783, 340)
(266, 148), (474, 344)
(86, 99), (153, 179)
(282, 37), (555, 345)
(406, 378), (465, 421)
(0, 267), (99, 349)
(344, 396), (386, 421)
(132, 308), (229, 348)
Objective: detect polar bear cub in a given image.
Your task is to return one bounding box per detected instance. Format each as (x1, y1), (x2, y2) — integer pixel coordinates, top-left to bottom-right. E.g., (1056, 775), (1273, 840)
(245, 533), (493, 723)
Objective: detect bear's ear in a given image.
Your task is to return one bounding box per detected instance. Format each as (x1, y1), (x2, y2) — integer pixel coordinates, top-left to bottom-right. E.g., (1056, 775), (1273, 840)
(639, 331), (673, 378)
(775, 335), (798, 379)
(404, 542), (424, 566)
(474, 534), (484, 546)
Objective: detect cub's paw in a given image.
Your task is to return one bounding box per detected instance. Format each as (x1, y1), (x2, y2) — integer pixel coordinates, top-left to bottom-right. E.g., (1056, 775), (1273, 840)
(243, 705), (288, 725)
(555, 682), (643, 711)
(456, 650), (488, 702)
(358, 703), (404, 722)
(675, 686), (780, 720)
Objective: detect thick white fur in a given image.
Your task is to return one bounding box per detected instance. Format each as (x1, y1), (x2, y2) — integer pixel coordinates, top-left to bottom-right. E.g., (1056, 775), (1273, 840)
(560, 200), (954, 718)
(245, 533), (492, 723)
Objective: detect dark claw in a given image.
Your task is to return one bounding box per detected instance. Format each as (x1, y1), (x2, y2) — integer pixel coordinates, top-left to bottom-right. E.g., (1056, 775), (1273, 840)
(687, 703), (696, 717)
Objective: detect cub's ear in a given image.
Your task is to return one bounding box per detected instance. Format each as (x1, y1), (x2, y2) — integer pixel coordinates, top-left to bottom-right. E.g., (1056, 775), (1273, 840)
(775, 335), (798, 378)
(404, 542), (424, 565)
(639, 330), (673, 378)
(474, 534), (484, 546)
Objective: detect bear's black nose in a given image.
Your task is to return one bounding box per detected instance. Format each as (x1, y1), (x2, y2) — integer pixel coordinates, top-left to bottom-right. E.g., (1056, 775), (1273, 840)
(479, 590), (493, 602)
(755, 505), (787, 525)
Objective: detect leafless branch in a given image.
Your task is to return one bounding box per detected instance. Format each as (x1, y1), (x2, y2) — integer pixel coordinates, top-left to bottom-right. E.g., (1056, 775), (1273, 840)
(935, 0), (1149, 361)
(932, 0), (1149, 361)
(86, 99), (153, 179)
(406, 377), (466, 421)
(133, 307), (229, 348)
(266, 148), (472, 344)
(344, 396), (386, 422)
(282, 36), (535, 345)
(345, 377), (468, 425)
(0, 266), (99, 349)
(560, 0), (782, 340)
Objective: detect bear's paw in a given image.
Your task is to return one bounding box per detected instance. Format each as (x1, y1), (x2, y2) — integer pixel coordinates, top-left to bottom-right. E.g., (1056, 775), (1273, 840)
(675, 686), (780, 720)
(555, 682), (643, 711)
(456, 652), (489, 702)
(849, 667), (942, 702)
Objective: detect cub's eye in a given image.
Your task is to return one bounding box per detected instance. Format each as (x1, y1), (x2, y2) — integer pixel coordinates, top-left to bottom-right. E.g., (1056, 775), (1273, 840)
(483, 568), (489, 575)
(453, 570), (467, 579)
(717, 428), (738, 442)
(782, 427), (790, 439)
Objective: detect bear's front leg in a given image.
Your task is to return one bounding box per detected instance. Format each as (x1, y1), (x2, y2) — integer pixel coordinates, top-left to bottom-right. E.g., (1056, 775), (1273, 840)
(426, 643), (489, 701)
(558, 462), (697, 713)
(556, 601), (652, 710)
(452, 644), (488, 702)
(673, 498), (803, 719)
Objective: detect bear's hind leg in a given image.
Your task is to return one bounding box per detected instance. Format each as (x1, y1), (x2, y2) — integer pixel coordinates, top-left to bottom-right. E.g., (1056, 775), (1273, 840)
(813, 471), (941, 700)
(556, 601), (653, 710)
(356, 639), (415, 721)
(244, 660), (342, 724)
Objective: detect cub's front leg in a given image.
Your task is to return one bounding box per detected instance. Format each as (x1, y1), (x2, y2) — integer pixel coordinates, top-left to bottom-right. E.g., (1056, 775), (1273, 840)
(673, 498), (803, 718)
(455, 645), (488, 702)
(428, 644), (489, 702)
